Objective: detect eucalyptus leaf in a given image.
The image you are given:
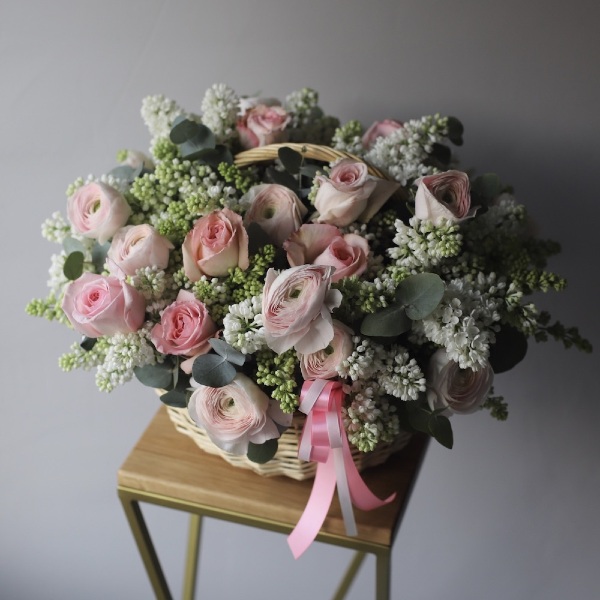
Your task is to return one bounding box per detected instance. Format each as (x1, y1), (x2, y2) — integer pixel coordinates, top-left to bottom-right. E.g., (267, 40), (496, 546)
(278, 147), (303, 174)
(159, 388), (188, 408)
(360, 303), (412, 337)
(299, 164), (320, 180)
(428, 414), (454, 449)
(191, 354), (236, 388)
(446, 116), (464, 146)
(134, 362), (174, 389)
(79, 336), (97, 351)
(63, 251), (84, 281)
(108, 164), (142, 183)
(488, 325), (528, 373)
(472, 173), (502, 202)
(63, 237), (85, 255)
(195, 145), (233, 168)
(170, 117), (216, 160)
(247, 438), (278, 464)
(267, 166), (299, 192)
(91, 242), (110, 273)
(209, 338), (246, 366)
(396, 273), (444, 321)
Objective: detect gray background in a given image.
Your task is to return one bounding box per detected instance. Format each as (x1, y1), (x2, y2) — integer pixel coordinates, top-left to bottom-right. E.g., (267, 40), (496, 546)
(1, 1), (599, 598)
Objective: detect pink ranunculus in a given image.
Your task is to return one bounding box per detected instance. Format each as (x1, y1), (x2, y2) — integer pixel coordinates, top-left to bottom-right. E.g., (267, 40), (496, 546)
(243, 184), (307, 246)
(362, 119), (403, 150)
(188, 373), (289, 455)
(314, 159), (400, 227)
(284, 223), (369, 282)
(150, 290), (217, 372)
(426, 349), (494, 415)
(262, 265), (342, 355)
(182, 208), (249, 280)
(414, 170), (474, 225)
(61, 272), (146, 338)
(67, 182), (132, 244)
(107, 224), (174, 276)
(299, 320), (354, 380)
(237, 103), (290, 149)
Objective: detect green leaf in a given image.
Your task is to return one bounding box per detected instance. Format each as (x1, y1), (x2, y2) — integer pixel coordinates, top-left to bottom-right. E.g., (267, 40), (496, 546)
(267, 166), (299, 192)
(407, 407), (432, 433)
(472, 173), (502, 202)
(488, 325), (528, 373)
(79, 336), (97, 351)
(246, 222), (274, 254)
(396, 273), (444, 320)
(278, 147), (303, 174)
(63, 251), (84, 280)
(446, 116), (464, 146)
(247, 438), (278, 464)
(108, 164), (143, 183)
(134, 362), (174, 389)
(169, 116), (216, 160)
(63, 237), (85, 255)
(360, 303), (412, 337)
(159, 388), (189, 408)
(208, 338), (246, 366)
(91, 242), (110, 273)
(191, 354), (236, 388)
(428, 414), (454, 449)
(299, 164), (320, 180)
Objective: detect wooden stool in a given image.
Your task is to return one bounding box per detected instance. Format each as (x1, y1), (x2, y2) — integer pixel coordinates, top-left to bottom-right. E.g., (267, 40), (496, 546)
(118, 406), (428, 600)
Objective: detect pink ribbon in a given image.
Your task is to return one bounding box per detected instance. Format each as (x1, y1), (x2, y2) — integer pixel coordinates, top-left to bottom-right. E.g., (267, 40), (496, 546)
(287, 379), (396, 559)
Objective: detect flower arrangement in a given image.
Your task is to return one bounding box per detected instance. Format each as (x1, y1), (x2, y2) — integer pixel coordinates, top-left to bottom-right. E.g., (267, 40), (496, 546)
(28, 83), (592, 465)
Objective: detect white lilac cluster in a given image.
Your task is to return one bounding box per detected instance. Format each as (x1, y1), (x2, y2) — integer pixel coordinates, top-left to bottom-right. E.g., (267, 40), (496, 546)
(365, 115), (449, 185)
(200, 83), (239, 142)
(342, 381), (400, 452)
(414, 274), (504, 370)
(389, 217), (462, 270)
(131, 266), (169, 302)
(222, 295), (267, 354)
(463, 193), (526, 243)
(284, 87), (320, 128)
(95, 327), (156, 392)
(66, 172), (131, 198)
(140, 94), (185, 144)
(41, 212), (71, 244)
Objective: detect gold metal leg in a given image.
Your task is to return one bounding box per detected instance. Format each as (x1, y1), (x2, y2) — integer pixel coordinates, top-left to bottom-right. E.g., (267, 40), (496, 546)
(331, 551), (367, 600)
(375, 549), (391, 600)
(182, 514), (202, 600)
(118, 491), (173, 600)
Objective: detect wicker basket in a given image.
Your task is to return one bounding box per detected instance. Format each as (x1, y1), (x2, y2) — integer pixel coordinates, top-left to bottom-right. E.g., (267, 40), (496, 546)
(164, 143), (411, 481)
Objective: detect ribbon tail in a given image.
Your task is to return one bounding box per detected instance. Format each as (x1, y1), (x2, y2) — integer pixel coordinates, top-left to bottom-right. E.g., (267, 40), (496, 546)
(333, 446), (357, 537)
(343, 436), (396, 511)
(288, 454), (337, 559)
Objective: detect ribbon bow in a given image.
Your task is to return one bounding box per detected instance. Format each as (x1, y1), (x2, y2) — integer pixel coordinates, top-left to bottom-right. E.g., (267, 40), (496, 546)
(287, 379), (396, 559)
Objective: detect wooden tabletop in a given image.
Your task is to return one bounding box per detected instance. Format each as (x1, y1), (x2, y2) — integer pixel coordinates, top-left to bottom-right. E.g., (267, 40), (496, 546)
(118, 406), (429, 548)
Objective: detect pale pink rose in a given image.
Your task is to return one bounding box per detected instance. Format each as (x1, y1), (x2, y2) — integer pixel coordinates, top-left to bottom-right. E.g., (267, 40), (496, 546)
(67, 182), (132, 244)
(243, 184), (307, 246)
(182, 208), (250, 280)
(299, 320), (354, 380)
(61, 272), (146, 338)
(150, 290), (217, 372)
(262, 265), (342, 355)
(314, 159), (400, 227)
(120, 150), (154, 171)
(188, 373), (289, 455)
(237, 103), (290, 149)
(284, 223), (369, 282)
(362, 119), (403, 149)
(414, 170), (474, 224)
(107, 224), (174, 276)
(426, 349), (494, 415)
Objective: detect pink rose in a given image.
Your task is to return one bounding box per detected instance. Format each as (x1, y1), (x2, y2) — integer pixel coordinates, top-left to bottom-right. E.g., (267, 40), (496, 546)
(414, 170), (474, 224)
(61, 272), (146, 338)
(67, 182), (132, 244)
(107, 224), (174, 276)
(150, 290), (217, 372)
(188, 373), (290, 455)
(314, 159), (400, 227)
(182, 208), (250, 280)
(362, 119), (403, 150)
(237, 103), (290, 149)
(426, 349), (494, 415)
(284, 223), (369, 282)
(299, 320), (354, 380)
(243, 184), (307, 246)
(262, 265), (342, 355)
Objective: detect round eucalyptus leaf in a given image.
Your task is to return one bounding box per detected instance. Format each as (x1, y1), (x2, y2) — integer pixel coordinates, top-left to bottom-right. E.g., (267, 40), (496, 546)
(134, 362), (174, 389)
(169, 117), (201, 143)
(63, 251), (84, 281)
(278, 146), (303, 174)
(360, 303), (412, 337)
(192, 354), (236, 388)
(208, 338), (246, 366)
(159, 389), (188, 409)
(396, 273), (445, 320)
(247, 438), (278, 464)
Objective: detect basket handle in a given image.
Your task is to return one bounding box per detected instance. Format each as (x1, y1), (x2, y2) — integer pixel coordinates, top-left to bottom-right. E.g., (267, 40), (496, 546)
(233, 143), (390, 180)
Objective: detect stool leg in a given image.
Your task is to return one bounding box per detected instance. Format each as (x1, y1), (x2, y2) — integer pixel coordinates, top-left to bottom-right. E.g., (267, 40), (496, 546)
(182, 514), (202, 600)
(375, 549), (391, 600)
(331, 551), (366, 600)
(118, 493), (173, 600)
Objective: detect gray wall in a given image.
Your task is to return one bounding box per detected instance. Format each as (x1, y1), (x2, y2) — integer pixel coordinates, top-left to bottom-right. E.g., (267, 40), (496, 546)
(2, 1), (599, 598)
